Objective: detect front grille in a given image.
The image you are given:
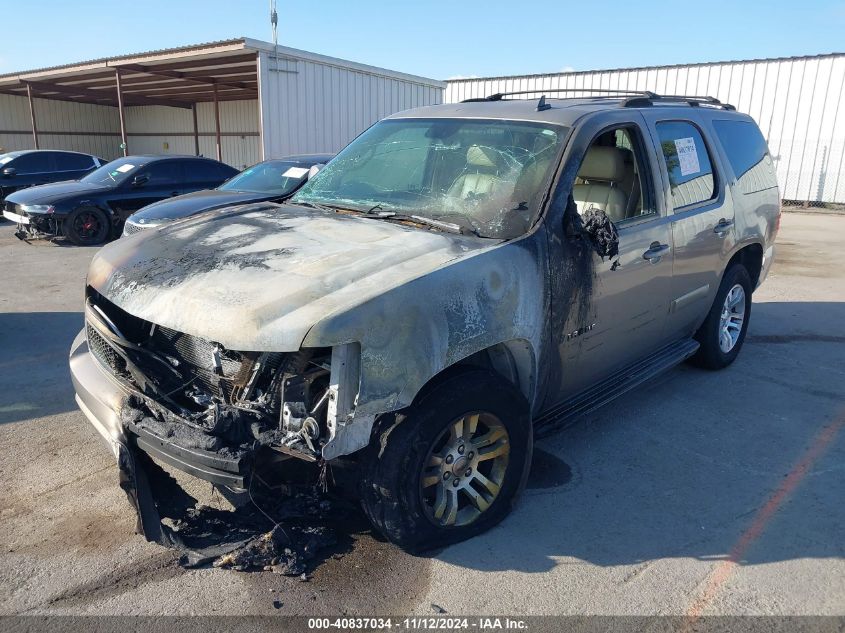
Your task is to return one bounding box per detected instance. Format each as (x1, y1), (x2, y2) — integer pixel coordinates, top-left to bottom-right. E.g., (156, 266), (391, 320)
(147, 325), (244, 400)
(87, 323), (127, 375)
(122, 222), (145, 236)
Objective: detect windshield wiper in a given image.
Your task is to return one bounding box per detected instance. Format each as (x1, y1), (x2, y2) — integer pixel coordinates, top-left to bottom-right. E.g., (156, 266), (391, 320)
(361, 210), (465, 235)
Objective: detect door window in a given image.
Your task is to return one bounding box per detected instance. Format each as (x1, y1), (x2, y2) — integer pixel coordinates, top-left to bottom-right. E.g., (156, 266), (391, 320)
(182, 160), (230, 184)
(52, 152), (95, 171)
(655, 121), (716, 208)
(9, 152), (51, 174)
(712, 120), (778, 194)
(135, 161), (180, 186)
(572, 125), (653, 223)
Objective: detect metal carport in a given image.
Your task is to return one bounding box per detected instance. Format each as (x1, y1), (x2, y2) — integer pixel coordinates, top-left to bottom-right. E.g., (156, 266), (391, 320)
(0, 38), (444, 168)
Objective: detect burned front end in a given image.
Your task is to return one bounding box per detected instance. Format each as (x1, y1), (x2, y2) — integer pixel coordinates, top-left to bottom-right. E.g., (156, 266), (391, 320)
(83, 287), (339, 486)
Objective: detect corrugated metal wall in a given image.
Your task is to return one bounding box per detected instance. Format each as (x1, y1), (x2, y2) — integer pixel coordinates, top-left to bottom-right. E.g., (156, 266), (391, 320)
(124, 100), (260, 169)
(445, 54), (845, 205)
(0, 93), (121, 158)
(258, 50), (443, 159)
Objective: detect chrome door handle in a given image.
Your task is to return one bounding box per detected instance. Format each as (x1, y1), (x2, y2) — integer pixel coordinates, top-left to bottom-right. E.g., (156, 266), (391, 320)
(714, 218), (734, 236)
(643, 242), (670, 264)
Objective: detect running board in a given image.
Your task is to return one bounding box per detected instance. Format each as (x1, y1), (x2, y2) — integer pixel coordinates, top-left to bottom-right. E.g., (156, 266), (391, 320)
(534, 338), (699, 437)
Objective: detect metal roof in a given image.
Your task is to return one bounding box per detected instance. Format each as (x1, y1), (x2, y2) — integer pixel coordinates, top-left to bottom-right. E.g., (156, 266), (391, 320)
(444, 51), (845, 84)
(0, 37), (443, 110)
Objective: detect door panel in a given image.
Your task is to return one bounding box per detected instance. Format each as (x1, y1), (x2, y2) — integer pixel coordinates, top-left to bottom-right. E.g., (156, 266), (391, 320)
(640, 113), (736, 340)
(567, 217), (674, 395)
(548, 111), (675, 401)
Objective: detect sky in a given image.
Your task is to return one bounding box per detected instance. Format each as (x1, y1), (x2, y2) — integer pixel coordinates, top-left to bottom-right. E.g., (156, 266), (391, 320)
(0, 0), (843, 79)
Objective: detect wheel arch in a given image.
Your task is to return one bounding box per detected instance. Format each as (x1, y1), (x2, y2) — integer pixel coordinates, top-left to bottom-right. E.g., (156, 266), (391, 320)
(726, 241), (764, 289)
(412, 338), (538, 413)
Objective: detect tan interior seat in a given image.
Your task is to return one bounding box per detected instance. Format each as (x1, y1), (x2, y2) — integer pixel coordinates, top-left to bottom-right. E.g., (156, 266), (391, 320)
(573, 146), (628, 222)
(448, 145), (502, 200)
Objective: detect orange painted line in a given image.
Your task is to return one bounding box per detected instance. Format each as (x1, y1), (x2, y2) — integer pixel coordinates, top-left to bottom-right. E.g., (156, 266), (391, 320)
(684, 414), (845, 623)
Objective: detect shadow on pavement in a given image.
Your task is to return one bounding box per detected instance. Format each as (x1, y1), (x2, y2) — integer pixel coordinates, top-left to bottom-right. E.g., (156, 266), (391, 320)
(435, 300), (845, 573)
(0, 311), (84, 424)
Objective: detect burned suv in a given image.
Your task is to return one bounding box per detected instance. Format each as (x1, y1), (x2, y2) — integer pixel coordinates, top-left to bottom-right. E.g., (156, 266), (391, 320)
(70, 91), (779, 551)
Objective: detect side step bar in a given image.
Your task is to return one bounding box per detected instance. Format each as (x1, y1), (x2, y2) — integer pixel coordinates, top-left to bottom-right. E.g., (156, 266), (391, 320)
(535, 338), (699, 437)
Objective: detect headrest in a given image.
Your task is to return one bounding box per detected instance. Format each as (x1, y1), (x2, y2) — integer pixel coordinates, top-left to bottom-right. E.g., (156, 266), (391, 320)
(578, 146), (626, 182)
(466, 145), (499, 168)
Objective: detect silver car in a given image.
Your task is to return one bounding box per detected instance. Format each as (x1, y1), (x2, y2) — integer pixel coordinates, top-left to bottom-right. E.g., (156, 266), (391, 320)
(70, 90), (779, 552)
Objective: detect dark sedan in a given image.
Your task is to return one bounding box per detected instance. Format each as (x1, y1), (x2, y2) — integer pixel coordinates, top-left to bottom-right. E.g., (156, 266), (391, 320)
(3, 155), (238, 245)
(0, 149), (104, 201)
(121, 154), (333, 236)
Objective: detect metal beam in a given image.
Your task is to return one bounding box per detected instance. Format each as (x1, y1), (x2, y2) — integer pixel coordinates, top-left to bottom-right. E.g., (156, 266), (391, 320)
(22, 79), (193, 109)
(192, 103), (200, 156)
(213, 84), (222, 162)
(118, 62), (256, 92)
(115, 70), (128, 156)
(111, 52), (257, 74)
(56, 64), (258, 88)
(25, 83), (39, 149)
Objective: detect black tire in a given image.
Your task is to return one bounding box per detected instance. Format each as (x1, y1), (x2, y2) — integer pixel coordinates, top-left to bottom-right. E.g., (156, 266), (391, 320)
(359, 369), (532, 552)
(689, 263), (753, 370)
(63, 206), (110, 246)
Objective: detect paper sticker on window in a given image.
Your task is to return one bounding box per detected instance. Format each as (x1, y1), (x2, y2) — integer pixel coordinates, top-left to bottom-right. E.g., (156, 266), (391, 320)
(674, 137), (700, 176)
(115, 164), (135, 173)
(282, 167), (309, 179)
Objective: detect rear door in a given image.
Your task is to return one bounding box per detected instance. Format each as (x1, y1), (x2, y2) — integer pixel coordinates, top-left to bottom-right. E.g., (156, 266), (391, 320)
(552, 112), (675, 398)
(640, 112), (735, 341)
(107, 160), (184, 220)
(180, 159), (232, 193)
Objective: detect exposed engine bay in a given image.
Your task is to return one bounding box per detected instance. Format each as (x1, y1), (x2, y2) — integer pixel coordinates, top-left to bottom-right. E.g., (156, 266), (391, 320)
(85, 286), (336, 474)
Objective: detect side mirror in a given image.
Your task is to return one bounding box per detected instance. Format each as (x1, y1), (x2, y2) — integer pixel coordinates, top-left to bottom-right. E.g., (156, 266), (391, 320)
(2, 167), (16, 177)
(131, 174), (149, 187)
(306, 164), (324, 180)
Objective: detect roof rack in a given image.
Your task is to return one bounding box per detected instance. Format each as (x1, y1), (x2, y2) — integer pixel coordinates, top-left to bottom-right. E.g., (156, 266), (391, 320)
(461, 88), (657, 102)
(461, 88), (736, 111)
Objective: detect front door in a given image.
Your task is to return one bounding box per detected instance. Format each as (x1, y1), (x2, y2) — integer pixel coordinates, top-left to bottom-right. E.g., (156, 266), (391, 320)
(551, 113), (675, 399)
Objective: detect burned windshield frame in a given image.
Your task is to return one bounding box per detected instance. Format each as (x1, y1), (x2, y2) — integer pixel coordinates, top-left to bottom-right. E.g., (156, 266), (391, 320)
(291, 117), (569, 239)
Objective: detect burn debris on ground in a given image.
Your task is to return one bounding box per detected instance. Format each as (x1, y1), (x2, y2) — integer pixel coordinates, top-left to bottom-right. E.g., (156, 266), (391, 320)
(580, 206), (619, 259)
(123, 448), (352, 576)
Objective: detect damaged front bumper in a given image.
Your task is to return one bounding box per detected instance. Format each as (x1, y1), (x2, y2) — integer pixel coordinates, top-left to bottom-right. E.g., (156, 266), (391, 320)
(3, 206), (61, 241)
(71, 329), (252, 489)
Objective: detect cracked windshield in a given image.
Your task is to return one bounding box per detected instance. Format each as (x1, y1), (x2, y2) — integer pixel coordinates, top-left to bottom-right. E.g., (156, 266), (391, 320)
(291, 118), (567, 238)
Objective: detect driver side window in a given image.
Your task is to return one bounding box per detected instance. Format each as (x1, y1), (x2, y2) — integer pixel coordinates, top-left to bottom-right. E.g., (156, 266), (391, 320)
(573, 126), (653, 224)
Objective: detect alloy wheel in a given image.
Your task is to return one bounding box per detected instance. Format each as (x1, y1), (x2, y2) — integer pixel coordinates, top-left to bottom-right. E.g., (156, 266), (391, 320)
(420, 412), (510, 527)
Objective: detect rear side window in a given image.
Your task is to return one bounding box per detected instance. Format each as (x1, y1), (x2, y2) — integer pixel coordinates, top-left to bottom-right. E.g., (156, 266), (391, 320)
(183, 160), (232, 184)
(712, 120), (778, 194)
(54, 152), (95, 171)
(656, 121), (716, 208)
(9, 152), (51, 174)
(136, 161), (181, 186)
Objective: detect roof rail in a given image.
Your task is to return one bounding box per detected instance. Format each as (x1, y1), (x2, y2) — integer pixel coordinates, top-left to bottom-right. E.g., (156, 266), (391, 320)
(461, 88), (658, 102)
(460, 88), (736, 111)
(622, 94), (736, 110)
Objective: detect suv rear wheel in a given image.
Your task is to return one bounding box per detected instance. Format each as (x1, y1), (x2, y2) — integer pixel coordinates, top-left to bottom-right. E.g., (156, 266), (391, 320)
(359, 370), (532, 552)
(690, 263), (753, 369)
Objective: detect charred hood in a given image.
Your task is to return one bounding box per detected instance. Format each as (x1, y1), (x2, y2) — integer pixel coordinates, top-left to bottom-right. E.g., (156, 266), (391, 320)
(88, 202), (494, 351)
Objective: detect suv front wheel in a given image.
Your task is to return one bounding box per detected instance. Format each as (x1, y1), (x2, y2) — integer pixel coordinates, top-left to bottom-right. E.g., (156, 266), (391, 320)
(359, 370), (532, 552)
(690, 263), (753, 369)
